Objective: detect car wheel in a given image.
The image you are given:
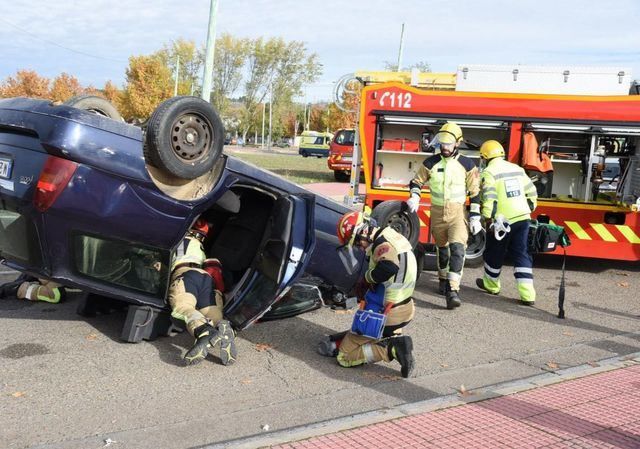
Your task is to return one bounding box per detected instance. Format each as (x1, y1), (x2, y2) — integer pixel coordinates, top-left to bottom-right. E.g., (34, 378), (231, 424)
(334, 171), (350, 182)
(63, 95), (122, 121)
(301, 151), (308, 158)
(371, 200), (420, 248)
(144, 96), (224, 180)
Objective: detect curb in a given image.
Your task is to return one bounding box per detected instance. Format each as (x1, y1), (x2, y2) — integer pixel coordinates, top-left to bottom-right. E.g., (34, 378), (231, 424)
(203, 352), (640, 449)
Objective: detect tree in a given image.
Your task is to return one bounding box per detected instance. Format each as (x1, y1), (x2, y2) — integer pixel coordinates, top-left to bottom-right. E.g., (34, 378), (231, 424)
(49, 73), (84, 102)
(328, 79), (360, 131)
(240, 37), (322, 141)
(0, 70), (50, 99)
(383, 61), (432, 72)
(211, 33), (250, 115)
(157, 38), (203, 96)
(120, 55), (173, 120)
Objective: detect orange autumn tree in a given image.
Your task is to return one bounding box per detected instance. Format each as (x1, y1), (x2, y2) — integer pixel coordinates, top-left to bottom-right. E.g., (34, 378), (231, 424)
(49, 73), (84, 102)
(119, 55), (173, 121)
(0, 70), (50, 99)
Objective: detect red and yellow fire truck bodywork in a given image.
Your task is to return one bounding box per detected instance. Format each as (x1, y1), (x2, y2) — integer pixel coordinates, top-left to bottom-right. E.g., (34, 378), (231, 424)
(360, 82), (640, 261)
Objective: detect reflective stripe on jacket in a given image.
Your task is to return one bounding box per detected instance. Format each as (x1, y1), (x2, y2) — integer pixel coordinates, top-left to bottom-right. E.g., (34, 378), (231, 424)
(171, 235), (206, 271)
(481, 158), (538, 223)
(365, 227), (417, 304)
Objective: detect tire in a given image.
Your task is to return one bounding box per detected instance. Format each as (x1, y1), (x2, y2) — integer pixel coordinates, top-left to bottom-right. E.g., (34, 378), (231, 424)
(63, 95), (122, 121)
(419, 230), (486, 269)
(464, 229), (486, 267)
(144, 96), (224, 180)
(333, 171), (350, 182)
(371, 200), (420, 248)
(301, 151), (308, 158)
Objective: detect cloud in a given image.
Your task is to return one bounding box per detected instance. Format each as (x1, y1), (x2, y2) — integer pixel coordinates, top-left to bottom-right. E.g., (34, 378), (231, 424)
(1, 0), (639, 98)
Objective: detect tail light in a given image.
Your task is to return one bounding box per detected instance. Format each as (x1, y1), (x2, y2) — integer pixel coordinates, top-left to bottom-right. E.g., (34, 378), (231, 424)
(33, 156), (78, 212)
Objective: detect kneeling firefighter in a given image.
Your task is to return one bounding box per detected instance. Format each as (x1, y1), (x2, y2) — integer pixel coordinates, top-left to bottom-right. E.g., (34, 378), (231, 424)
(169, 218), (237, 366)
(318, 211), (417, 378)
(475, 140), (538, 304)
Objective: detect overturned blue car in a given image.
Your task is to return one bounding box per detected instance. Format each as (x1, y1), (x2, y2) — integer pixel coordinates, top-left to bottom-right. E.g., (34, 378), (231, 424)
(0, 95), (362, 340)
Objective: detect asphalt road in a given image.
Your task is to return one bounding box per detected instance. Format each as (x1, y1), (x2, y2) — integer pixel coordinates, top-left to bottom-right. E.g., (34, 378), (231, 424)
(1, 253), (639, 449)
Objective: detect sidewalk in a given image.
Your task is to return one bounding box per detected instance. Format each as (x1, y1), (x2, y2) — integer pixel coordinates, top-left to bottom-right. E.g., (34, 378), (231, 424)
(213, 355), (640, 449)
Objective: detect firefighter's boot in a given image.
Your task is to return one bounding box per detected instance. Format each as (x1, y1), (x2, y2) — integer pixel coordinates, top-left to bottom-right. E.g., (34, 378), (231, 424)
(0, 273), (35, 299)
(445, 289), (461, 310)
(388, 336), (415, 378)
(317, 337), (339, 357)
(438, 279), (447, 295)
(216, 320), (237, 366)
(184, 323), (220, 366)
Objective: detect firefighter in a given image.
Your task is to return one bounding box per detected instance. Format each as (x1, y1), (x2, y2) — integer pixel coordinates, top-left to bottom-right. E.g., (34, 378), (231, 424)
(406, 122), (481, 309)
(318, 211), (416, 378)
(0, 273), (65, 303)
(475, 140), (538, 304)
(169, 218), (237, 366)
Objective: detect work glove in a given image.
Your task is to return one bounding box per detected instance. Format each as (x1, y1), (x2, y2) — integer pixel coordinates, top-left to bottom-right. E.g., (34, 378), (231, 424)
(406, 193), (420, 213)
(469, 215), (482, 235)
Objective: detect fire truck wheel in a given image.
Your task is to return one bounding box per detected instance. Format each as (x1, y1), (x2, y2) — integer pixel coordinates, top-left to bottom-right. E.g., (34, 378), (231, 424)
(371, 200), (420, 248)
(464, 229), (485, 267)
(63, 95), (123, 121)
(334, 171), (350, 182)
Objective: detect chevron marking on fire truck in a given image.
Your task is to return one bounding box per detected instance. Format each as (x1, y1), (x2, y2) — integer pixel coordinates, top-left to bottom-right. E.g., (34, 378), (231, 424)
(615, 225), (640, 244)
(589, 224), (617, 242)
(564, 221), (591, 240)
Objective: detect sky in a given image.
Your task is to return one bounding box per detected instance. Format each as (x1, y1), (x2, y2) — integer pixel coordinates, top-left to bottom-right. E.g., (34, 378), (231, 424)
(1, 0), (639, 102)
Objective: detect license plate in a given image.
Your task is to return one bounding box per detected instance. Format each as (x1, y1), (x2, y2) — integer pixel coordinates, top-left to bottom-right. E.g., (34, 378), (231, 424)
(0, 158), (12, 179)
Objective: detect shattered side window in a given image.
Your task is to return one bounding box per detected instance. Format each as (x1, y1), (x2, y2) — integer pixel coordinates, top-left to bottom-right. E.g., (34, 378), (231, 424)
(73, 234), (168, 295)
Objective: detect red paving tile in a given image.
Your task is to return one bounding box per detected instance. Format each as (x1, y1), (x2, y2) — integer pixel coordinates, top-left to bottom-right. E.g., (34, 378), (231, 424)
(272, 366), (640, 449)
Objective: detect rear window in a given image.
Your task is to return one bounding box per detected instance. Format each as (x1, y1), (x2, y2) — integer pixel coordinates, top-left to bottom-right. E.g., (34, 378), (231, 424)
(0, 210), (42, 266)
(73, 234), (168, 296)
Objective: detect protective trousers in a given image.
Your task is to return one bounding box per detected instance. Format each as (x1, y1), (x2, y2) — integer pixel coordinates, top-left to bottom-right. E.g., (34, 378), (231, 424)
(169, 266), (224, 336)
(337, 301), (414, 367)
(431, 203), (467, 291)
(17, 279), (63, 303)
(482, 220), (536, 302)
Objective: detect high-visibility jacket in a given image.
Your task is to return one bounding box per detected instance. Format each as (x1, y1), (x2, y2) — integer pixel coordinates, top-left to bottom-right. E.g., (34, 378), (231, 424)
(364, 227), (417, 304)
(410, 154), (480, 213)
(481, 158), (538, 224)
(171, 234), (206, 271)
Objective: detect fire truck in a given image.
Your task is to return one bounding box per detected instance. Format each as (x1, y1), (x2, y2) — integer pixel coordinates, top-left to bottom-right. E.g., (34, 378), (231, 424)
(340, 66), (640, 266)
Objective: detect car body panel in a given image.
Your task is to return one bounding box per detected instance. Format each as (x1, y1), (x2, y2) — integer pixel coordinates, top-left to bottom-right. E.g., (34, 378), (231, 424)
(0, 98), (362, 329)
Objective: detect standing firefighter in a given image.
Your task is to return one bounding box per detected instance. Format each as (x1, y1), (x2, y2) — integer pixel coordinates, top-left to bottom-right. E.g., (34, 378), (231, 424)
(475, 140), (538, 304)
(406, 122), (482, 309)
(169, 218), (237, 365)
(318, 211), (416, 378)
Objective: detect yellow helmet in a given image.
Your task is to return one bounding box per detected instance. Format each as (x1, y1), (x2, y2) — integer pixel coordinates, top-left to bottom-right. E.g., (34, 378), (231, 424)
(479, 140), (505, 159)
(436, 122), (463, 145)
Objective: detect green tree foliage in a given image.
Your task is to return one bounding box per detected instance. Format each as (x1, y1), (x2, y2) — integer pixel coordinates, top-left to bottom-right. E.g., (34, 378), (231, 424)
(211, 33), (249, 115)
(240, 37), (321, 140)
(120, 55), (173, 120)
(157, 38), (203, 96)
(383, 61), (432, 72)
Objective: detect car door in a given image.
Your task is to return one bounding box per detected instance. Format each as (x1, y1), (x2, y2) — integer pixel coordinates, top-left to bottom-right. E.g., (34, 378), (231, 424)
(223, 193), (316, 330)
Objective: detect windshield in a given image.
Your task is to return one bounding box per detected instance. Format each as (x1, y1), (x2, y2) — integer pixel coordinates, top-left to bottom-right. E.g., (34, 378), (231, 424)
(335, 130), (355, 145)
